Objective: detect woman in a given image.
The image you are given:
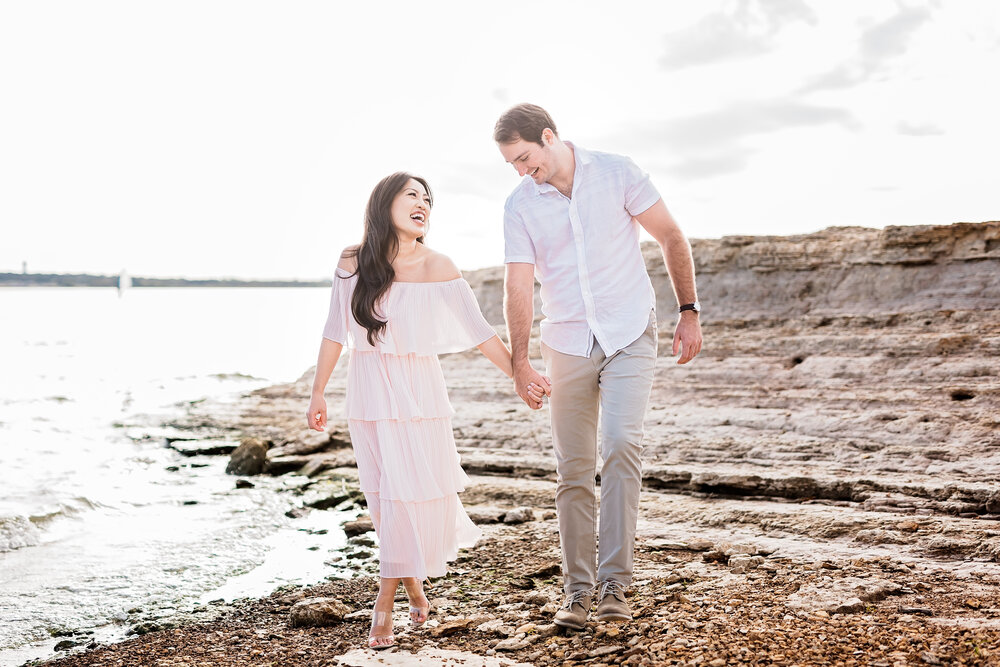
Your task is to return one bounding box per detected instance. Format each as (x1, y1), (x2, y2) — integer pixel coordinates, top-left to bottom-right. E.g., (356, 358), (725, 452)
(307, 172), (544, 649)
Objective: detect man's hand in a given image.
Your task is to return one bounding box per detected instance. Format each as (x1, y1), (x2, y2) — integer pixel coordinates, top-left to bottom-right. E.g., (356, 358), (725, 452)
(513, 363), (552, 409)
(672, 313), (703, 364)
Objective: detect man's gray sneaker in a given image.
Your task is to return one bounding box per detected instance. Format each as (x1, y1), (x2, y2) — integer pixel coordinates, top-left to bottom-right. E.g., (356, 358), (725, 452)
(594, 580), (631, 621)
(553, 589), (593, 630)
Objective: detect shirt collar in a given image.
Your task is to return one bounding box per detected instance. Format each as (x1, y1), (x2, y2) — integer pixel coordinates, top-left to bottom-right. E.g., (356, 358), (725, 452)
(533, 141), (590, 196)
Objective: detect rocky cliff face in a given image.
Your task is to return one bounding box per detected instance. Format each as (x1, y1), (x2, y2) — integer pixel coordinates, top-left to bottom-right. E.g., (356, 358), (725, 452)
(453, 222), (1000, 558)
(466, 221), (1000, 324)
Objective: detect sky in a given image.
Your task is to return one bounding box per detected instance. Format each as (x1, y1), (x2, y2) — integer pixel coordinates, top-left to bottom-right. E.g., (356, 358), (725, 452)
(1, 0), (997, 280)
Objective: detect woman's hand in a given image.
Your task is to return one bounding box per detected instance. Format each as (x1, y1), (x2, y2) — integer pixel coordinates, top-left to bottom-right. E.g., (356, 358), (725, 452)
(307, 395), (328, 431)
(525, 380), (547, 407)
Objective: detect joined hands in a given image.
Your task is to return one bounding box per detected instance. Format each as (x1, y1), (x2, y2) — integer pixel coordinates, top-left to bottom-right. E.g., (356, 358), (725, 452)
(514, 364), (551, 410)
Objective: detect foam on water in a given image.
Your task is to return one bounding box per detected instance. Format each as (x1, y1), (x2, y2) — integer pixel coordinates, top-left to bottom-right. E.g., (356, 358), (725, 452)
(0, 515), (41, 552)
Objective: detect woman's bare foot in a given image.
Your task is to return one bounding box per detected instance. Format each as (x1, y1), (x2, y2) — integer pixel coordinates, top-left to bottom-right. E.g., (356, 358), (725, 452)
(368, 609), (394, 650)
(368, 579), (398, 650)
(402, 577), (430, 626)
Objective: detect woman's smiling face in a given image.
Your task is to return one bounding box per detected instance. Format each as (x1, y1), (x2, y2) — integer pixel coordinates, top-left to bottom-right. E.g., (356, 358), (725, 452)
(390, 178), (432, 240)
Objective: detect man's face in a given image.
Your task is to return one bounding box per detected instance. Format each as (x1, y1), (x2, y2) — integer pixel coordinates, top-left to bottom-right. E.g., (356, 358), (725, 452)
(498, 133), (553, 184)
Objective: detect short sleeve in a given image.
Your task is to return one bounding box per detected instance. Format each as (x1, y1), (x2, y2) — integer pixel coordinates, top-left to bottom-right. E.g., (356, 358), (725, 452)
(503, 203), (536, 264)
(622, 156), (661, 217)
(376, 279), (497, 355)
(321, 270), (351, 344)
(442, 280), (499, 352)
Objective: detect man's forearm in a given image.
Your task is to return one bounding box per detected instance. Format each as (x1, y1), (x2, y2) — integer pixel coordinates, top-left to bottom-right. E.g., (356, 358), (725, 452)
(504, 284), (534, 370)
(660, 228), (698, 306)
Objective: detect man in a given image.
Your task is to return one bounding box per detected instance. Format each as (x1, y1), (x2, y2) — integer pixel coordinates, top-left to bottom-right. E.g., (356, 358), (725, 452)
(495, 103), (702, 629)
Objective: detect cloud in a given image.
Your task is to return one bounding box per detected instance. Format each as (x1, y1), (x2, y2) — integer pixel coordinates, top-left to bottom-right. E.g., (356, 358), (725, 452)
(896, 121), (944, 136)
(800, 5), (933, 92)
(636, 99), (859, 153)
(660, 0), (816, 70)
(662, 148), (755, 181)
(602, 98), (858, 182)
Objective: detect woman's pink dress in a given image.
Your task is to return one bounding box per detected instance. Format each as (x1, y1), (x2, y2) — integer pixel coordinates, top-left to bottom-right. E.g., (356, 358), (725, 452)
(322, 268), (495, 580)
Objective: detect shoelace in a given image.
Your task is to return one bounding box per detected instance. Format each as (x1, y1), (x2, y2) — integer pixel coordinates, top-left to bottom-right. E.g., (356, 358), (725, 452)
(561, 589), (593, 610)
(599, 579), (628, 602)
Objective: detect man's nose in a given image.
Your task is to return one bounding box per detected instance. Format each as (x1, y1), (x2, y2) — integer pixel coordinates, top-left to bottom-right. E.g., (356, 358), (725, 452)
(515, 163), (528, 176)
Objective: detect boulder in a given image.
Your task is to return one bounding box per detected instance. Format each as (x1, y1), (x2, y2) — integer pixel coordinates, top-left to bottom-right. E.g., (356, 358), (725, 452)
(289, 597), (352, 627)
(343, 517), (374, 537)
(225, 438), (268, 476)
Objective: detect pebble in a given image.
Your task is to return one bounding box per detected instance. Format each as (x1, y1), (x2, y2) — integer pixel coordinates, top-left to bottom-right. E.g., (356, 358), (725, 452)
(503, 507), (537, 524)
(431, 618), (477, 637)
(475, 618), (508, 635)
(524, 591), (552, 605)
(495, 636), (530, 651)
(540, 602), (559, 615)
(535, 623), (559, 637)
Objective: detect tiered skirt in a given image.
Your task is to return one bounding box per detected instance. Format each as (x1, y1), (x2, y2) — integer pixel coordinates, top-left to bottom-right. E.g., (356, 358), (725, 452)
(347, 349), (481, 580)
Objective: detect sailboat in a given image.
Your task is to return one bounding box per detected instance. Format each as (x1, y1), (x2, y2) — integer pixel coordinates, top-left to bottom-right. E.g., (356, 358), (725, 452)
(117, 269), (131, 297)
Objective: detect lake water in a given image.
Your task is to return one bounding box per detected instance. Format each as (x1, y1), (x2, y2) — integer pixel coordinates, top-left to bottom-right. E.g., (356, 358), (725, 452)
(0, 286), (360, 666)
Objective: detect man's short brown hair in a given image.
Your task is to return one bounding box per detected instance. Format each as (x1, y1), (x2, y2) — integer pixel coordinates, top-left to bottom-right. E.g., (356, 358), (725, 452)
(493, 103), (558, 146)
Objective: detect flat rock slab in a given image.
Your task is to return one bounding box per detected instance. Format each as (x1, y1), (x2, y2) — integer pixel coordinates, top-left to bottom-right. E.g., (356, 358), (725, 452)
(786, 576), (903, 614)
(335, 647), (533, 666)
(167, 439), (239, 456)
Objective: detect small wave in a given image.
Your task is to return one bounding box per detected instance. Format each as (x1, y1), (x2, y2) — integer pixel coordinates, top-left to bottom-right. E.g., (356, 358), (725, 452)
(29, 497), (103, 526)
(0, 514), (42, 552)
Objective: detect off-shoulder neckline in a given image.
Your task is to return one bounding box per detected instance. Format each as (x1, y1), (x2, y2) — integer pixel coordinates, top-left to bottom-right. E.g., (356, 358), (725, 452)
(334, 267), (463, 285)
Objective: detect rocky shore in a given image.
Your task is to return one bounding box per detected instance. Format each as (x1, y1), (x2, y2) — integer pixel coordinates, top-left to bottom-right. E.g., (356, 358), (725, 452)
(38, 221), (1000, 666)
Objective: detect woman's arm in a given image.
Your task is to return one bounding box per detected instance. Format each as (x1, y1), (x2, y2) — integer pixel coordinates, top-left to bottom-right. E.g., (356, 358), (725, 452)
(306, 338), (343, 431)
(478, 335), (545, 403)
(480, 335), (546, 402)
(478, 335), (513, 378)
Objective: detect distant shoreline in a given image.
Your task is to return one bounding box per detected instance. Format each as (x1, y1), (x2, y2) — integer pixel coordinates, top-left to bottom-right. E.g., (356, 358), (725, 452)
(0, 273), (332, 288)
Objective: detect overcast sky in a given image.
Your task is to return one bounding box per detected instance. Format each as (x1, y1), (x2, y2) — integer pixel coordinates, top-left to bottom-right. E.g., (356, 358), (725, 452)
(1, 0), (997, 279)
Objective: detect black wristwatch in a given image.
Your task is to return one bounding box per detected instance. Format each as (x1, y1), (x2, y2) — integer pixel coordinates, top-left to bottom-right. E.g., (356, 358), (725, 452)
(678, 302), (701, 314)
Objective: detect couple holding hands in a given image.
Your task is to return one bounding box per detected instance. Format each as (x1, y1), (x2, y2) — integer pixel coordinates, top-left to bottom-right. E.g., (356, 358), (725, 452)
(307, 104), (703, 649)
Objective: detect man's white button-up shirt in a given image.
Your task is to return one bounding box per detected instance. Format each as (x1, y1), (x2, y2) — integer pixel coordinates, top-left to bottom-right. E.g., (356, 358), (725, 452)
(503, 143), (661, 358)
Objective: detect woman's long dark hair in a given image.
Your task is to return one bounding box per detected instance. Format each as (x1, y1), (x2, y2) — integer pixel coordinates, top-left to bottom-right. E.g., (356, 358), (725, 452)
(345, 172), (433, 346)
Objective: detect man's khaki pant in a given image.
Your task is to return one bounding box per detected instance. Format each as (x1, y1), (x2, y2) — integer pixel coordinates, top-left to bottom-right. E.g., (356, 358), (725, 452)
(541, 312), (657, 594)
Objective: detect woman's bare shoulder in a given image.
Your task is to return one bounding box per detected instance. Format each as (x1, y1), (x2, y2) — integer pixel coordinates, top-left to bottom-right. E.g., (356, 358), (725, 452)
(422, 249), (461, 282)
(337, 245), (360, 273)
